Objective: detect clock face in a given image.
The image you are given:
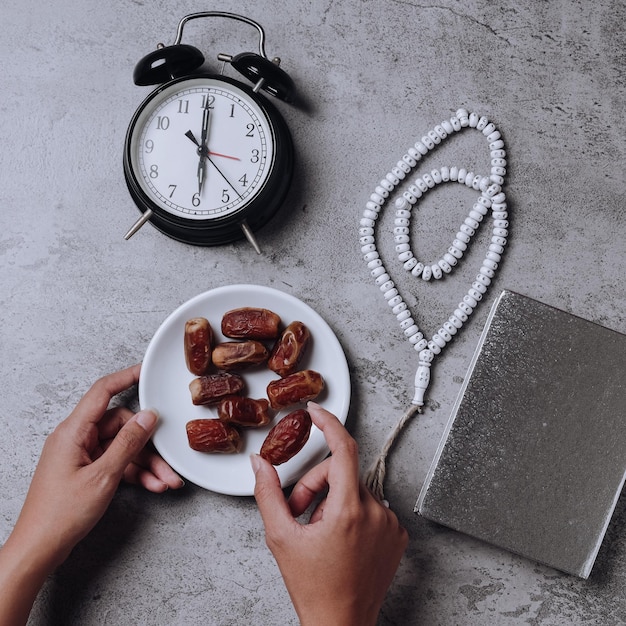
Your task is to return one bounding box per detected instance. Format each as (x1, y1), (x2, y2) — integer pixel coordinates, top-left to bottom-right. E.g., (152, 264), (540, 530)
(127, 76), (275, 221)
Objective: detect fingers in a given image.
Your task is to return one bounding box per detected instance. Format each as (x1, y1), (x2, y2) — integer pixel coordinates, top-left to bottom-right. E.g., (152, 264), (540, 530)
(122, 447), (184, 492)
(287, 457), (331, 517)
(291, 405), (405, 530)
(139, 451), (184, 490)
(122, 464), (168, 492)
(306, 402), (360, 508)
(99, 411), (184, 492)
(98, 406), (134, 440)
(287, 403), (362, 518)
(68, 364), (142, 427)
(251, 454), (296, 542)
(94, 410), (157, 482)
(308, 497), (327, 524)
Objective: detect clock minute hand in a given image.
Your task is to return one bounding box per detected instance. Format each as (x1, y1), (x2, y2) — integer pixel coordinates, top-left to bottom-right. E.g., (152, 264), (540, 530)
(196, 104), (211, 195)
(200, 101), (211, 147)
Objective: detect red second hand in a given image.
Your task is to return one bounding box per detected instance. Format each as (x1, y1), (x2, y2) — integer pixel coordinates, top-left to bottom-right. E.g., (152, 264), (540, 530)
(208, 150), (240, 161)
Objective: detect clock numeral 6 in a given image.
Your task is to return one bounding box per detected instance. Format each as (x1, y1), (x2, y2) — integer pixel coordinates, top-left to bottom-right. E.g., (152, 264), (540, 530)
(192, 193), (201, 207)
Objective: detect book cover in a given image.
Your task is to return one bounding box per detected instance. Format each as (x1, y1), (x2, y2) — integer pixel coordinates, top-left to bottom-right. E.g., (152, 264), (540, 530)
(416, 290), (626, 578)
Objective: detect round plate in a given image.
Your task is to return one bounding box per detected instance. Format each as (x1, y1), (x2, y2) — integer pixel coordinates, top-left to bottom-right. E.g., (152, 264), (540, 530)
(139, 284), (351, 495)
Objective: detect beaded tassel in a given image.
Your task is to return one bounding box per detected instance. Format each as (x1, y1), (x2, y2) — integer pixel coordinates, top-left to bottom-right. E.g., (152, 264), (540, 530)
(360, 108), (509, 502)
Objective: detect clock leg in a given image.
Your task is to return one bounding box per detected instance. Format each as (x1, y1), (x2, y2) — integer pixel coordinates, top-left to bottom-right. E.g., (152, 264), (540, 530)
(124, 208), (154, 240)
(239, 220), (262, 254)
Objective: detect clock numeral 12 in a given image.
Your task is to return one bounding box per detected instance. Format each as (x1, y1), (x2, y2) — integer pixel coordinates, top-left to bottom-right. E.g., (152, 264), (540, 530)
(201, 94), (215, 109)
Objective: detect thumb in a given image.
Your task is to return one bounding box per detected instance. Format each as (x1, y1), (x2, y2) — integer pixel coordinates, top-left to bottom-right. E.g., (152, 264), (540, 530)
(97, 410), (158, 478)
(250, 454), (295, 538)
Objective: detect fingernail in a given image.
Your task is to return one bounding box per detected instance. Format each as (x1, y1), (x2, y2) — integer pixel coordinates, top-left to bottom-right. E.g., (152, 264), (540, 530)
(249, 453), (262, 474)
(135, 409), (158, 432)
(307, 401), (321, 410)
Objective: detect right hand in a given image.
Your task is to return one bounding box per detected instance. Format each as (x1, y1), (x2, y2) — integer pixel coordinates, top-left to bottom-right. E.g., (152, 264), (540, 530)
(251, 402), (408, 626)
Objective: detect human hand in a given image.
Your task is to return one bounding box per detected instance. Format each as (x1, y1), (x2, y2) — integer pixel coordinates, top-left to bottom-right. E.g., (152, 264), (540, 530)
(251, 402), (408, 626)
(0, 364), (184, 625)
(6, 364), (182, 571)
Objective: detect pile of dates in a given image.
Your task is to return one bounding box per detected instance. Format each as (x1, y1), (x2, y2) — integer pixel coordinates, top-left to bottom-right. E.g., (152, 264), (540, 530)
(184, 307), (324, 465)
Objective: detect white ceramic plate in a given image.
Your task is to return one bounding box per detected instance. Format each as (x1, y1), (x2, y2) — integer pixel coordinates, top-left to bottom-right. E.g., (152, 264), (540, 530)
(139, 284), (351, 495)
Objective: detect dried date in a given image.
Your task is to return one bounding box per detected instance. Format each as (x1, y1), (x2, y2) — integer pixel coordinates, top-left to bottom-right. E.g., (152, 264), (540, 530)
(266, 369), (324, 410)
(221, 307), (281, 339)
(189, 372), (245, 405)
(260, 409), (312, 465)
(184, 317), (214, 375)
(268, 321), (311, 377)
(212, 340), (268, 371)
(186, 419), (242, 453)
(217, 396), (271, 428)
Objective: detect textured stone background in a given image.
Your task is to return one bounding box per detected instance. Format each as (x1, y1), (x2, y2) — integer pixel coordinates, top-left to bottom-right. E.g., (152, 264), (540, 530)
(1, 1), (625, 624)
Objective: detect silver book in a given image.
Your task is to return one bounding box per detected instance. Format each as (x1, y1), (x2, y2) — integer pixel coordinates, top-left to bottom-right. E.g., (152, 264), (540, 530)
(416, 289), (626, 578)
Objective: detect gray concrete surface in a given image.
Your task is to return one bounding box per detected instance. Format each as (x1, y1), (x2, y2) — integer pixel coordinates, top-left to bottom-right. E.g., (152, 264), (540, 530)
(2, 1), (625, 624)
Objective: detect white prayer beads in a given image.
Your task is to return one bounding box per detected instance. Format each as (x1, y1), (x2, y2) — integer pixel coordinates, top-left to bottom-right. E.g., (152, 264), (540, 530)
(359, 108), (509, 407)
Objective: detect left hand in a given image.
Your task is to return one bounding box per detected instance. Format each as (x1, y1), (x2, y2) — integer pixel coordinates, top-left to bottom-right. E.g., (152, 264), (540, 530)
(10, 363), (183, 569)
(0, 364), (183, 625)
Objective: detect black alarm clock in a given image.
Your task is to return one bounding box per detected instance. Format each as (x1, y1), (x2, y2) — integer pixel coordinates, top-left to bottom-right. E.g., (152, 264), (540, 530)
(123, 12), (296, 252)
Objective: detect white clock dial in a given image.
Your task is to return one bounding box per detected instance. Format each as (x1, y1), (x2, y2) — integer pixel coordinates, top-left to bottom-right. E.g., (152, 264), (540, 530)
(129, 77), (275, 220)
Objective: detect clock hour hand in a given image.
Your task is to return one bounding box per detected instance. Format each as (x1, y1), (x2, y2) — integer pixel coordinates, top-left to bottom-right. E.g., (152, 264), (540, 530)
(197, 158), (207, 196)
(185, 131), (241, 161)
(184, 130), (206, 194)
